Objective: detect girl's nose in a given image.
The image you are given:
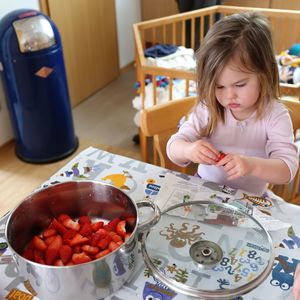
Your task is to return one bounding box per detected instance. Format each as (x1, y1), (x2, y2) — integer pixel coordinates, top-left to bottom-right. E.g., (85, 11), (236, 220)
(225, 87), (236, 99)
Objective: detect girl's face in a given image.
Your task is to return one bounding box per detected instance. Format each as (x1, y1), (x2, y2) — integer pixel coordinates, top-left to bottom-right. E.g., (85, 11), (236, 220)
(215, 58), (261, 120)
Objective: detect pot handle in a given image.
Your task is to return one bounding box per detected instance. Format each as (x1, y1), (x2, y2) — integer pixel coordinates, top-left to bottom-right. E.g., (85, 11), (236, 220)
(136, 200), (161, 233)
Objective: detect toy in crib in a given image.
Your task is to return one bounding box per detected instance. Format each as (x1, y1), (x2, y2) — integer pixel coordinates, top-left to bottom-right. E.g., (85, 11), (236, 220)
(277, 43), (300, 84)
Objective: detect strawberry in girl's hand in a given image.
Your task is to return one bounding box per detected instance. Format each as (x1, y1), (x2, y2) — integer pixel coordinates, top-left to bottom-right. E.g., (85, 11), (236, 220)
(216, 151), (227, 162)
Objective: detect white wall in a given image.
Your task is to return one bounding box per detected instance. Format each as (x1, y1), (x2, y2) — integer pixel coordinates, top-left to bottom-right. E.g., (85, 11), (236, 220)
(115, 0), (141, 68)
(0, 0), (40, 146)
(0, 0), (141, 146)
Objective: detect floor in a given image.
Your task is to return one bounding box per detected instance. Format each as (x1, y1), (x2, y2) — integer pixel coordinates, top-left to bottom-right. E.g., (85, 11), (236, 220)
(0, 66), (142, 216)
(72, 66), (141, 160)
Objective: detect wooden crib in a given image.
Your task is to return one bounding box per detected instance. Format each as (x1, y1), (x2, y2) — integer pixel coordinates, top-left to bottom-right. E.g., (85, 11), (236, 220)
(133, 5), (300, 162)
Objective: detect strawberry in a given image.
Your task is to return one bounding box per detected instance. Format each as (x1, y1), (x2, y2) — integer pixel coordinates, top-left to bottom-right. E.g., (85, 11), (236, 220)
(72, 252), (91, 264)
(63, 218), (80, 231)
(111, 234), (122, 243)
(95, 249), (111, 259)
(125, 216), (136, 231)
(45, 235), (57, 246)
(70, 233), (89, 247)
(59, 245), (73, 264)
(54, 259), (64, 266)
(92, 221), (104, 232)
(63, 229), (77, 241)
(58, 214), (71, 223)
(82, 245), (99, 255)
(116, 220), (126, 237)
(79, 215), (91, 225)
(216, 151), (227, 162)
(52, 218), (68, 235)
(90, 233), (103, 247)
(42, 228), (57, 239)
(106, 218), (121, 231)
(79, 223), (93, 237)
(33, 250), (45, 264)
(33, 236), (47, 252)
(22, 247), (33, 260)
(45, 235), (62, 265)
(97, 239), (109, 250)
(108, 241), (119, 252)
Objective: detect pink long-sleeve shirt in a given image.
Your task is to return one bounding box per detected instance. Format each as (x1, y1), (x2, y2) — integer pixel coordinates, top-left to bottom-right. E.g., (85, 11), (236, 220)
(167, 101), (299, 195)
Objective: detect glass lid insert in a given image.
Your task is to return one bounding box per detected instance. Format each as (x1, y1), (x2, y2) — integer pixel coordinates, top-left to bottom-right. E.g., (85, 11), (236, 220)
(141, 200), (274, 299)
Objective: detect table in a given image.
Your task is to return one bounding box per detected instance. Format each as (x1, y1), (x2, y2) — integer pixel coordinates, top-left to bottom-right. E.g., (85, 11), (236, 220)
(1, 146), (300, 300)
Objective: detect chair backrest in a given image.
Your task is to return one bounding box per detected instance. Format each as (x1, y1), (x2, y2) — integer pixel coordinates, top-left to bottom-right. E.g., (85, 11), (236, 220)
(281, 97), (300, 137)
(140, 96), (197, 174)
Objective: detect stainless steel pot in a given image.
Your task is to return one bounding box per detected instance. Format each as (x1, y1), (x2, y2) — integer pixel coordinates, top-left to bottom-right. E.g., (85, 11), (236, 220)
(5, 180), (160, 300)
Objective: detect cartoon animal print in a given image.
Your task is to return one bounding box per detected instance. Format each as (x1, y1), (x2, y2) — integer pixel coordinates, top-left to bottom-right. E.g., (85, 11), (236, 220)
(160, 222), (204, 248)
(239, 193), (273, 208)
(101, 170), (132, 190)
(60, 162), (99, 179)
(270, 255), (300, 291)
(143, 281), (177, 300)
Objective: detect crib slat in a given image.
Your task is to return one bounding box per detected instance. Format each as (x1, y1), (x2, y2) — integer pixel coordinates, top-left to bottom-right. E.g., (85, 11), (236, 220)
(163, 25), (166, 44)
(185, 80), (189, 97)
(169, 77), (173, 100)
(152, 27), (157, 45)
(182, 20), (186, 46)
(172, 22), (176, 44)
(200, 16), (204, 42)
(153, 75), (157, 105)
(191, 17), (195, 49)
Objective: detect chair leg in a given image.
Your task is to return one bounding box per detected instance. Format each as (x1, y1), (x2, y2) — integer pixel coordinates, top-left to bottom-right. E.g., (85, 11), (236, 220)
(139, 128), (148, 162)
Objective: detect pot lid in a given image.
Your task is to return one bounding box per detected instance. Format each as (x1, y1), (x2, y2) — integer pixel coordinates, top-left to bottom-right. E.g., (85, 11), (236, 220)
(141, 200), (274, 299)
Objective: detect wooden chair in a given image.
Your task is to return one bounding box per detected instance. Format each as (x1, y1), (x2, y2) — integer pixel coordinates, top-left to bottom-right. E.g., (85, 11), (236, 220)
(273, 97), (300, 203)
(140, 96), (197, 174)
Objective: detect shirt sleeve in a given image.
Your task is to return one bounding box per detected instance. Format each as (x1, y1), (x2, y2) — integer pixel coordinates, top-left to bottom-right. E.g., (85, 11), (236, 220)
(265, 102), (299, 182)
(166, 103), (208, 167)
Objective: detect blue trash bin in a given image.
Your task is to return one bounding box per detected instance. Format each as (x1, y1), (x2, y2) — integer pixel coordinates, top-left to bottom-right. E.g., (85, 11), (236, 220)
(0, 9), (78, 163)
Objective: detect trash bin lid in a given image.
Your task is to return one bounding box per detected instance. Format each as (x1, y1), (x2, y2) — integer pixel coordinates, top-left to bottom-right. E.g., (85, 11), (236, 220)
(13, 15), (55, 53)
(141, 200), (274, 299)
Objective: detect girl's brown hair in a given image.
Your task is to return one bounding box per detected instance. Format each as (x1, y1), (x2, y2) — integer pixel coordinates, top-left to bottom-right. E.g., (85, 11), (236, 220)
(195, 11), (279, 136)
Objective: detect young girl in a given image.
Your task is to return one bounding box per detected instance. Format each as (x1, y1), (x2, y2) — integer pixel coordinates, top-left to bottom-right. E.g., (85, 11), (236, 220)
(167, 12), (299, 195)
(294, 264), (300, 300)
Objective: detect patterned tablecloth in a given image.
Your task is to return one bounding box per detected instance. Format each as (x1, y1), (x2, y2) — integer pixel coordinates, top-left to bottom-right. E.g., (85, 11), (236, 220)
(1, 146), (300, 300)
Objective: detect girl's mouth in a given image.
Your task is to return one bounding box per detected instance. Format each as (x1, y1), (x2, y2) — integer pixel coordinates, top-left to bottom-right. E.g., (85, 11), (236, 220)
(228, 103), (240, 109)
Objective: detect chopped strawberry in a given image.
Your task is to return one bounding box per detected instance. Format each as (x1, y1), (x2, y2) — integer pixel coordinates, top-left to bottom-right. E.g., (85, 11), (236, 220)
(95, 249), (111, 259)
(42, 228), (57, 239)
(54, 259), (64, 266)
(74, 245), (81, 253)
(124, 232), (132, 242)
(116, 241), (123, 246)
(108, 241), (119, 252)
(33, 236), (47, 252)
(82, 245), (99, 255)
(97, 239), (109, 250)
(70, 233), (89, 247)
(59, 245), (73, 264)
(105, 234), (112, 243)
(33, 250), (45, 264)
(52, 218), (68, 235)
(216, 151), (227, 162)
(79, 215), (91, 225)
(72, 252), (91, 264)
(63, 218), (80, 231)
(63, 229), (77, 241)
(95, 228), (108, 238)
(125, 216), (136, 231)
(116, 220), (126, 237)
(45, 235), (57, 246)
(22, 247), (33, 260)
(111, 234), (122, 243)
(58, 214), (71, 223)
(90, 233), (103, 247)
(79, 223), (93, 237)
(45, 235), (62, 265)
(106, 218), (121, 231)
(92, 221), (104, 232)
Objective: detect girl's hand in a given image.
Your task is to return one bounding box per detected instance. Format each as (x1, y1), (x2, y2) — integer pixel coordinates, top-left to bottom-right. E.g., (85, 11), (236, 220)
(293, 264), (300, 300)
(216, 153), (254, 180)
(185, 140), (219, 165)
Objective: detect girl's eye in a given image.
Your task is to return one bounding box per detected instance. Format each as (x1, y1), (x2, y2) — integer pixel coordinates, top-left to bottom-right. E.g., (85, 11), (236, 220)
(236, 83), (246, 88)
(216, 86), (224, 89)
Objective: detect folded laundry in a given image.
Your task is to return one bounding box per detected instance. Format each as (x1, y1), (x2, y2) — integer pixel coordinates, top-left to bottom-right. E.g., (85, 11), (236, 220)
(144, 44), (178, 58)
